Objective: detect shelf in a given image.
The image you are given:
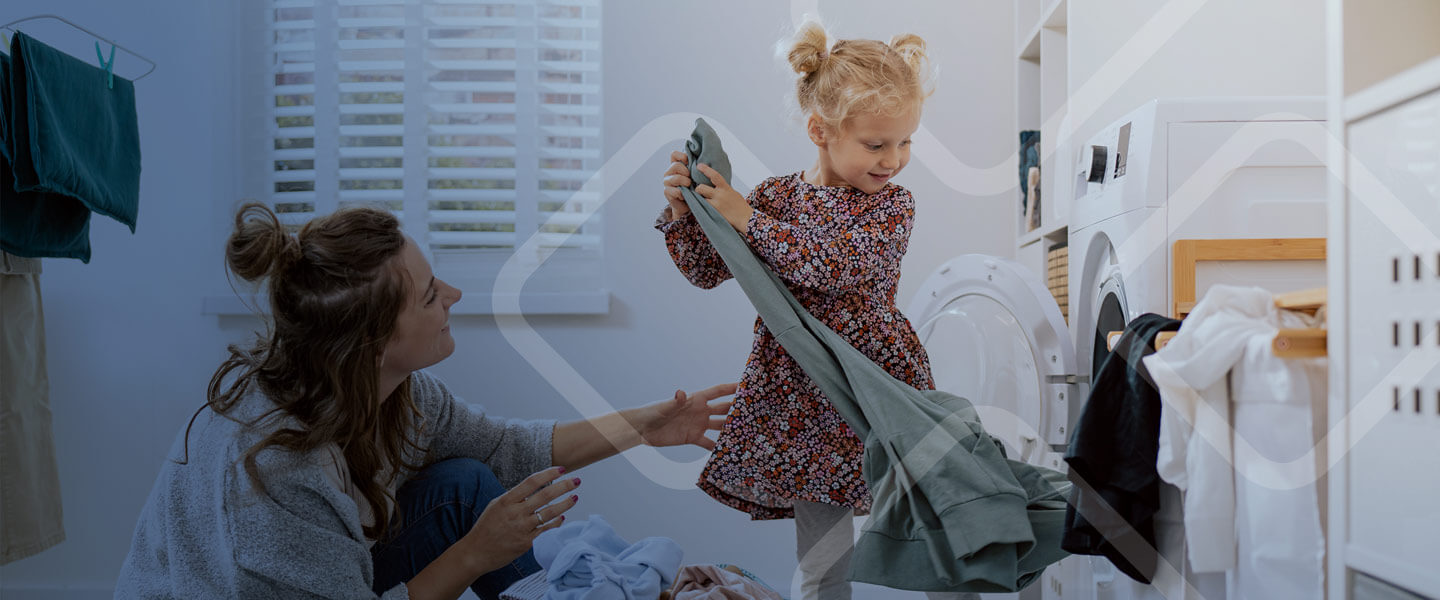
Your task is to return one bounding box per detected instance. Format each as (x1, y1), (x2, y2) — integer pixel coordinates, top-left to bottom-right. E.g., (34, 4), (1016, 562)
(1018, 32), (1040, 62)
(1018, 227), (1045, 247)
(1042, 0), (1067, 29)
(1018, 222), (1068, 248)
(1344, 54), (1440, 123)
(1016, 0), (1065, 60)
(1015, 0), (1068, 264)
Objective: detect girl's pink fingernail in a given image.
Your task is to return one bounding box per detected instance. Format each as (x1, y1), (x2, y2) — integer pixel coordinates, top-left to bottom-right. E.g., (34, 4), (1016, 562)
(560, 515), (566, 522)
(572, 477), (581, 486)
(571, 495), (579, 502)
(557, 466), (567, 474)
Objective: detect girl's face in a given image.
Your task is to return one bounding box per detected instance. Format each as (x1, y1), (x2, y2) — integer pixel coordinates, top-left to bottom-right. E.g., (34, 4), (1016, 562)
(381, 237), (462, 376)
(811, 107), (921, 194)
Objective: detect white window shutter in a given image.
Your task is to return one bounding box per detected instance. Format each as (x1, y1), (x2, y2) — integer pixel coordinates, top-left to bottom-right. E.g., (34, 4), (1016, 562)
(260, 0), (603, 295)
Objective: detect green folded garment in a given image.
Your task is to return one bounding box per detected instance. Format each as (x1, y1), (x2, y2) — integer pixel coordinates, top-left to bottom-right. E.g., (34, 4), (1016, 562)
(2, 31), (142, 262)
(677, 118), (1072, 593)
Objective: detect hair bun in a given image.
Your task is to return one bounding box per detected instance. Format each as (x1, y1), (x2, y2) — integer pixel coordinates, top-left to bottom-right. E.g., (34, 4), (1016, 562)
(227, 202), (302, 283)
(888, 33), (928, 75)
(787, 20), (830, 75)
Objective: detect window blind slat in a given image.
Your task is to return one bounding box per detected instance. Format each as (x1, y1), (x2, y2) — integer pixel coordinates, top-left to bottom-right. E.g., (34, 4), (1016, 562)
(432, 103), (518, 114)
(427, 189), (518, 201)
(337, 125), (405, 136)
(428, 147), (518, 158)
(427, 17), (523, 27)
(429, 168), (518, 178)
(428, 60), (519, 70)
(429, 124), (518, 135)
(338, 189), (405, 201)
(427, 39), (526, 50)
(430, 82), (521, 93)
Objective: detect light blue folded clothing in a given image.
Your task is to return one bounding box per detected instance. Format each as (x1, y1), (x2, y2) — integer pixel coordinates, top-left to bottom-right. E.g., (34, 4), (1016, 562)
(534, 515), (683, 600)
(2, 31), (141, 262)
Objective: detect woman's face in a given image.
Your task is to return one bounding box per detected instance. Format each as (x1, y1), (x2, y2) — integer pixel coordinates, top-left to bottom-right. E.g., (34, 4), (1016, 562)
(381, 237), (462, 376)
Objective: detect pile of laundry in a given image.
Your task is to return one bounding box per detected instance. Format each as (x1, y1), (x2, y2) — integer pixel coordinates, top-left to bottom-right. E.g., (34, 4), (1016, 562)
(500, 515), (783, 600)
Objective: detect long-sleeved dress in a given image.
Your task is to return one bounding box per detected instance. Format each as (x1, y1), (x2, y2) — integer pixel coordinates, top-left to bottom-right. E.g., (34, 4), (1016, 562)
(655, 171), (934, 520)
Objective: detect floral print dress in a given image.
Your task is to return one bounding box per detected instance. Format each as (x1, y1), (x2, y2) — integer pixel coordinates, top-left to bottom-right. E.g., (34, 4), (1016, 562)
(654, 171), (935, 520)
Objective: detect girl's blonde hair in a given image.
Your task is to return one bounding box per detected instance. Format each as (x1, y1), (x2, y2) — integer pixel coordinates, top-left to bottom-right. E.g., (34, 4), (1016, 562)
(785, 20), (934, 132)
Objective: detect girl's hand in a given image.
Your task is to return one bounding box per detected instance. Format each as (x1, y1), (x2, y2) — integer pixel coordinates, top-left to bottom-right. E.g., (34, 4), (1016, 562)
(695, 164), (754, 234)
(661, 151), (692, 221)
(640, 382), (738, 450)
(462, 466), (581, 573)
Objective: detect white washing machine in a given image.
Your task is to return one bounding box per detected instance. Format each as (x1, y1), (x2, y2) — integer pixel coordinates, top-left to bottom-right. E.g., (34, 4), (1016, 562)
(907, 98), (1330, 600)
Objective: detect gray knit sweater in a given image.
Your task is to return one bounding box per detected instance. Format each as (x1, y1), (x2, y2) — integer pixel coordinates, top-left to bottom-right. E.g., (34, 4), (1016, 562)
(115, 370), (555, 599)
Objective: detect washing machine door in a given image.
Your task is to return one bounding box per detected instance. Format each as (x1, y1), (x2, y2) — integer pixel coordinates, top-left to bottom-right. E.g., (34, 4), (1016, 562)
(907, 254), (1077, 460)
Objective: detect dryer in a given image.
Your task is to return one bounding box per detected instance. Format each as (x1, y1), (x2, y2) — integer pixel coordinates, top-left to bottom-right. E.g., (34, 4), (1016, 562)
(907, 98), (1329, 600)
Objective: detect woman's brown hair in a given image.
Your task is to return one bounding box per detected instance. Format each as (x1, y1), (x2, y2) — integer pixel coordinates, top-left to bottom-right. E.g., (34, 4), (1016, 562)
(193, 202), (424, 540)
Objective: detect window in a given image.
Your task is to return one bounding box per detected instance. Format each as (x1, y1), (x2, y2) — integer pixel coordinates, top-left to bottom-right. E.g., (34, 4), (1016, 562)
(253, 0), (603, 306)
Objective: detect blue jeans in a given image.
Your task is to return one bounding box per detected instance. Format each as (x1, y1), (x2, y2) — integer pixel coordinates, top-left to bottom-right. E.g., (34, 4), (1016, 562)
(371, 458), (542, 599)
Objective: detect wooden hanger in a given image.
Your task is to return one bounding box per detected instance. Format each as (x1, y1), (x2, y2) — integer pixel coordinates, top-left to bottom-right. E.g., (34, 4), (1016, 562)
(1272, 287), (1327, 358)
(1105, 239), (1327, 358)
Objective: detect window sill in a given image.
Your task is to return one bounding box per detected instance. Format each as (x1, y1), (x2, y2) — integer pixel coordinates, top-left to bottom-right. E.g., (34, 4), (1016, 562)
(202, 290), (610, 316)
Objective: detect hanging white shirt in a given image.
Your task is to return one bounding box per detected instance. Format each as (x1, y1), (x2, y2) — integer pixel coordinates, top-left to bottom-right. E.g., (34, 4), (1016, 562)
(1143, 285), (1325, 598)
(1228, 305), (1326, 599)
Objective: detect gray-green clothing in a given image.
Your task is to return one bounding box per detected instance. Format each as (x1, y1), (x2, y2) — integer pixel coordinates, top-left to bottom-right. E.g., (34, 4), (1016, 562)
(115, 370), (555, 599)
(677, 119), (1071, 593)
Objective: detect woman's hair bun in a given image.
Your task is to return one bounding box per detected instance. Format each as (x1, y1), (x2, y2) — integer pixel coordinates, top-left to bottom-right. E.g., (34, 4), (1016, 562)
(227, 202), (301, 283)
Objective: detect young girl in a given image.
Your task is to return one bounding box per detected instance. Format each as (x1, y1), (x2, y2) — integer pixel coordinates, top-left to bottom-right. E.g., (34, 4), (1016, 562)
(656, 21), (936, 600)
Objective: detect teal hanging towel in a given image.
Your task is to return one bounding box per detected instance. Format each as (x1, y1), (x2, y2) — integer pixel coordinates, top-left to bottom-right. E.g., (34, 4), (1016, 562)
(2, 31), (141, 262)
(676, 118), (1072, 593)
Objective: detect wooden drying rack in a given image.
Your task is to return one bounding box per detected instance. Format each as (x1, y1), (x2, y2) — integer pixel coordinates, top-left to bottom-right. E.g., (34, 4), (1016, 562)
(1104, 238), (1328, 358)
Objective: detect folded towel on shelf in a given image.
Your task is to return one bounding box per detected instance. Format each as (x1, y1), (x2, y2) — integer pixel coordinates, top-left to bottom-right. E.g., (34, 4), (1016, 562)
(2, 31), (141, 262)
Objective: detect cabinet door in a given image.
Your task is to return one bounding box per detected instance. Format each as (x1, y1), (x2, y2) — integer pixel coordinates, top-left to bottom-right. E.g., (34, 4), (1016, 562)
(1344, 86), (1440, 597)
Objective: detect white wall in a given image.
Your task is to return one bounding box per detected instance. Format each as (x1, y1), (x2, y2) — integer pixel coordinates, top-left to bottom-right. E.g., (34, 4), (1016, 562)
(0, 1), (1016, 598)
(1067, 0), (1327, 148)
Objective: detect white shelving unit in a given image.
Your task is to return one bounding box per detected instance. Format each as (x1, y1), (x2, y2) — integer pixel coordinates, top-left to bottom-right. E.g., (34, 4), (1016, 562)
(1015, 0), (1070, 321)
(1327, 1), (1440, 598)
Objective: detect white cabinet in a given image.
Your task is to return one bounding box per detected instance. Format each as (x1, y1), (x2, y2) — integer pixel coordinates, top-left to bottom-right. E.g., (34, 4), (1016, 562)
(1329, 2), (1440, 597)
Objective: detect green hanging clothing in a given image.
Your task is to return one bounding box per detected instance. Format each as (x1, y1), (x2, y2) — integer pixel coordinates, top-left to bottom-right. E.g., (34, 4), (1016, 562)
(2, 32), (142, 262)
(675, 118), (1071, 593)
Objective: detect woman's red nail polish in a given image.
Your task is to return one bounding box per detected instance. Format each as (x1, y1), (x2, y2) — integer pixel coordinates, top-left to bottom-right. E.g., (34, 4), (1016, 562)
(571, 495), (579, 502)
(572, 477), (581, 486)
(557, 466), (567, 474)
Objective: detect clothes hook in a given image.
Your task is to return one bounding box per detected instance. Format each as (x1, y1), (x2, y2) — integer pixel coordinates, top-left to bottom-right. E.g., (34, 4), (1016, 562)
(95, 41), (115, 90)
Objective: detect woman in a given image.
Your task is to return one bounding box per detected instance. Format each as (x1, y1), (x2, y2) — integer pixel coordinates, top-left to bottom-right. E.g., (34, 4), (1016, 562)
(116, 203), (736, 599)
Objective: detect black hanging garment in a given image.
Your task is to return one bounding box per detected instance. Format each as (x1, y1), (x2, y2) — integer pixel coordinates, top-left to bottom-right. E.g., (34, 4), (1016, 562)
(1061, 313), (1181, 583)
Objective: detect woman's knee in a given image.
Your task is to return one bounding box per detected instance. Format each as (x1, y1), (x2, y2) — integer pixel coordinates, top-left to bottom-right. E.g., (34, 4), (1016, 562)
(406, 458), (507, 510)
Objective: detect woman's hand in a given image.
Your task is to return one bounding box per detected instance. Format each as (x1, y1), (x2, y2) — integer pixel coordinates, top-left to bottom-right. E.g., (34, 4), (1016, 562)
(694, 164), (754, 234)
(662, 151), (693, 221)
(462, 466), (581, 574)
(639, 382), (738, 450)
